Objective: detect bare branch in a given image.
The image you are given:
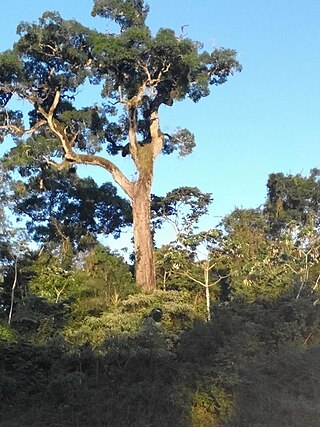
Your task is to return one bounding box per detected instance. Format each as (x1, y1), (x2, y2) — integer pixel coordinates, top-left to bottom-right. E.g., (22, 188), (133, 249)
(208, 274), (230, 288)
(138, 61), (171, 86)
(182, 271), (205, 287)
(76, 153), (133, 196)
(127, 81), (148, 109)
(8, 257), (18, 325)
(0, 119), (46, 136)
(138, 62), (152, 82)
(49, 90), (60, 117)
(39, 43), (59, 56)
(48, 151), (133, 198)
(70, 130), (79, 147)
(284, 263), (299, 275)
(156, 63), (171, 82)
(313, 274), (320, 292)
(43, 157), (70, 171)
(38, 91), (78, 162)
(181, 270), (229, 288)
(118, 85), (124, 103)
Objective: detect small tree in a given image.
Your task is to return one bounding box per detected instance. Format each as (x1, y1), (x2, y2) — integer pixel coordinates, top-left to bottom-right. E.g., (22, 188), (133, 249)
(152, 186), (213, 240)
(0, 228), (29, 325)
(157, 231), (229, 321)
(178, 230), (228, 321)
(153, 186), (214, 293)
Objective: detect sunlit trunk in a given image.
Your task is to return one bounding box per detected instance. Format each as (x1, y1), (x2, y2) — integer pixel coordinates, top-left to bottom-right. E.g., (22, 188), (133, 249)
(204, 264), (211, 322)
(131, 176), (156, 293)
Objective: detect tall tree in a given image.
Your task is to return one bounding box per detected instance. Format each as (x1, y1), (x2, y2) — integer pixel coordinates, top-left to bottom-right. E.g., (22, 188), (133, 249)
(0, 0), (241, 291)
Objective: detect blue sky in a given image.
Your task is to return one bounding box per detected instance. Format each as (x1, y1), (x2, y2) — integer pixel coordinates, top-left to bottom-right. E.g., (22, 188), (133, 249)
(1, 0), (320, 247)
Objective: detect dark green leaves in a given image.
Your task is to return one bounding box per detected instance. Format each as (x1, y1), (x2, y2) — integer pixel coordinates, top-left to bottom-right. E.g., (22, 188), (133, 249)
(163, 128), (196, 157)
(152, 186), (213, 237)
(15, 12), (94, 96)
(265, 169), (320, 234)
(92, 0), (150, 31)
(208, 48), (242, 85)
(9, 171), (132, 246)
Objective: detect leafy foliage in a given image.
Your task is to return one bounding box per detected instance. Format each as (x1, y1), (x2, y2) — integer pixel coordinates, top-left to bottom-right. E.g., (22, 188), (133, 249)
(4, 168), (132, 247)
(152, 186), (212, 238)
(0, 292), (319, 426)
(265, 169), (320, 234)
(92, 0), (150, 31)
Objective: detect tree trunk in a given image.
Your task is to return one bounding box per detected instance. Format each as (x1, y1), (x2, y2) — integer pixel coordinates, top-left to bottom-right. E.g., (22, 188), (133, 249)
(205, 284), (211, 322)
(132, 176), (156, 292)
(204, 264), (211, 322)
(8, 257), (18, 325)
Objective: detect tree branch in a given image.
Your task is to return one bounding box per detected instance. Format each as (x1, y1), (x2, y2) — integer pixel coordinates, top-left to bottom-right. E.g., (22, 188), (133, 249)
(181, 270), (229, 288)
(47, 152), (133, 198)
(182, 271), (205, 287)
(138, 61), (171, 87)
(0, 118), (46, 136)
(38, 91), (134, 198)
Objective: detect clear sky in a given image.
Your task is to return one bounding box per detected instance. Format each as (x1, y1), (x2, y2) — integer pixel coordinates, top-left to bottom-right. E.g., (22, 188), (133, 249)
(1, 0), (320, 247)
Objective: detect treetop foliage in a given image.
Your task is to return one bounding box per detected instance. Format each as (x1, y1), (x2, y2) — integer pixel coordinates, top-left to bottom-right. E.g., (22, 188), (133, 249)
(92, 0), (150, 31)
(265, 168), (320, 234)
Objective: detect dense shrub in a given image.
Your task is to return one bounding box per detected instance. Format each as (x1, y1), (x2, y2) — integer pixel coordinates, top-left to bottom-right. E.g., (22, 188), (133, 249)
(0, 291), (319, 426)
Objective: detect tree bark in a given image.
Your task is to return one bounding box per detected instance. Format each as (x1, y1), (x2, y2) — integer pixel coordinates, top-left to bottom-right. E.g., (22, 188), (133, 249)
(131, 175), (156, 292)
